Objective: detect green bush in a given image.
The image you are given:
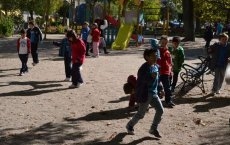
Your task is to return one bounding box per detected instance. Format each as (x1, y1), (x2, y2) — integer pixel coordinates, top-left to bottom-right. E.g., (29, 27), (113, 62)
(57, 25), (66, 34)
(0, 17), (14, 37)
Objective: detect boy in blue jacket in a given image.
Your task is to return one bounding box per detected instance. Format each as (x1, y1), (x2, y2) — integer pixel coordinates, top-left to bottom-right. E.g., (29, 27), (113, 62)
(53, 29), (72, 81)
(126, 49), (164, 138)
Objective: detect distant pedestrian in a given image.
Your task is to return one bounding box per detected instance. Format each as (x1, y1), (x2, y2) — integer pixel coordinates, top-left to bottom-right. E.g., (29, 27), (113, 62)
(91, 23), (100, 57)
(204, 24), (214, 50)
(66, 30), (86, 88)
(169, 36), (185, 92)
(26, 21), (42, 66)
(53, 29), (72, 81)
(126, 49), (164, 138)
(17, 29), (31, 76)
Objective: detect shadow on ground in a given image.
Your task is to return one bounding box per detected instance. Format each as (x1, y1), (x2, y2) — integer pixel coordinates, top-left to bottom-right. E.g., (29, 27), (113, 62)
(64, 107), (136, 122)
(0, 122), (88, 145)
(0, 81), (69, 97)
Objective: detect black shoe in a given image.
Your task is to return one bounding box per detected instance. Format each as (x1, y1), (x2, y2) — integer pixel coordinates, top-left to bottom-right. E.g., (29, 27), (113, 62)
(104, 51), (110, 54)
(166, 101), (175, 108)
(126, 124), (134, 135)
(149, 129), (162, 138)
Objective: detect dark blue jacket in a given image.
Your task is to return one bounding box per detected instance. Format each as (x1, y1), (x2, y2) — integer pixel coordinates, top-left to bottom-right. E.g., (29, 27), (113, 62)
(136, 62), (155, 103)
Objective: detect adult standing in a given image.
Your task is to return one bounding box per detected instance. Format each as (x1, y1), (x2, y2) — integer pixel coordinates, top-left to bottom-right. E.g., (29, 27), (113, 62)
(26, 21), (43, 66)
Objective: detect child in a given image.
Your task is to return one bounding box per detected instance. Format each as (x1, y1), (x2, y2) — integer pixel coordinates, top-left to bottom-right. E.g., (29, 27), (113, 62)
(91, 23), (101, 57)
(53, 29), (72, 81)
(126, 49), (164, 138)
(17, 29), (31, 76)
(169, 36), (185, 92)
(208, 33), (230, 95)
(66, 30), (86, 88)
(81, 21), (90, 56)
(157, 35), (175, 108)
(123, 75), (137, 110)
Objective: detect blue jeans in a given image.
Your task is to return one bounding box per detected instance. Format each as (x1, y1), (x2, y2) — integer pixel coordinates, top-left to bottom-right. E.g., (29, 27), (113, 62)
(212, 67), (225, 92)
(72, 63), (83, 85)
(127, 95), (164, 130)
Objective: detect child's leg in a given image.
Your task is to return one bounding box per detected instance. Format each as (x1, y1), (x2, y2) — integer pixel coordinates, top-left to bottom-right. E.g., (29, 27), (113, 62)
(149, 96), (164, 130)
(18, 54), (23, 73)
(127, 97), (150, 128)
(171, 72), (179, 92)
(160, 74), (173, 103)
(129, 94), (135, 108)
(92, 42), (99, 57)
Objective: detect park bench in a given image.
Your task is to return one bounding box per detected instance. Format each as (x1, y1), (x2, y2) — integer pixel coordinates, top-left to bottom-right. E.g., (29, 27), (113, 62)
(179, 56), (212, 93)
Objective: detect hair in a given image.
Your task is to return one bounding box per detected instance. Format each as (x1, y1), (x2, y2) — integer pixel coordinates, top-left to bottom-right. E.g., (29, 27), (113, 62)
(66, 29), (78, 41)
(160, 35), (168, 41)
(20, 29), (26, 34)
(143, 48), (157, 61)
(219, 33), (229, 39)
(28, 21), (35, 26)
(92, 23), (98, 27)
(172, 36), (181, 43)
(83, 21), (89, 25)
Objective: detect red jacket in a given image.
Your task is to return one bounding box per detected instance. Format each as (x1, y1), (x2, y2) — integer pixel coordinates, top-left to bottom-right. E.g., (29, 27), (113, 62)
(91, 28), (100, 42)
(157, 47), (172, 75)
(71, 39), (86, 64)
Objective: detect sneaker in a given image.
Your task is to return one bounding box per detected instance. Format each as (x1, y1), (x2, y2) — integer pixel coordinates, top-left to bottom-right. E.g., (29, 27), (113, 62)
(216, 90), (220, 94)
(64, 78), (71, 81)
(149, 129), (162, 138)
(166, 101), (175, 108)
(68, 84), (77, 89)
(76, 82), (83, 88)
(19, 72), (24, 76)
(32, 62), (38, 66)
(126, 124), (134, 135)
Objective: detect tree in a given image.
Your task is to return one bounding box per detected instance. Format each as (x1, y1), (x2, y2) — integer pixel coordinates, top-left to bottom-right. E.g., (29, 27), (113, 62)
(182, 0), (195, 41)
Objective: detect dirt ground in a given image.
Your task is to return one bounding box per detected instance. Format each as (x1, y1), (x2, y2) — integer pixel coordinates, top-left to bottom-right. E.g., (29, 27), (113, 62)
(0, 35), (229, 145)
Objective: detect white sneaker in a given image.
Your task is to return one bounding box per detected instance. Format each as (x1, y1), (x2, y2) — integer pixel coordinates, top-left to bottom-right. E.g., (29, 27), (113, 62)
(64, 78), (71, 81)
(76, 83), (83, 88)
(216, 90), (220, 94)
(80, 66), (83, 71)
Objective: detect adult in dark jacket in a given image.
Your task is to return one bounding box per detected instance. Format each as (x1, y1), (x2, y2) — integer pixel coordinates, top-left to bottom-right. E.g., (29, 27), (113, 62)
(26, 21), (42, 66)
(204, 25), (213, 50)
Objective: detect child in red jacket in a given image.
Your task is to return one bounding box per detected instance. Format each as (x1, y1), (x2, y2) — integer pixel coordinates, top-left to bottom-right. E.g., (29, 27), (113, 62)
(157, 35), (175, 108)
(17, 29), (31, 76)
(91, 23), (101, 57)
(123, 75), (138, 110)
(66, 30), (86, 88)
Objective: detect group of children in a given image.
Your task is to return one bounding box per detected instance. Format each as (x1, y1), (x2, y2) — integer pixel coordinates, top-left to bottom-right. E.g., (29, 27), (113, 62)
(124, 35), (185, 138)
(17, 20), (110, 88)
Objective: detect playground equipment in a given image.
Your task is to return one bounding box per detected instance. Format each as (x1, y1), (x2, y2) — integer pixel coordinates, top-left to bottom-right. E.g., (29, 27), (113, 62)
(112, 0), (144, 50)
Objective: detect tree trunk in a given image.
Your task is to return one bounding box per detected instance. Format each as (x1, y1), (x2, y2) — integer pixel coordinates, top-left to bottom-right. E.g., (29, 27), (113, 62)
(182, 0), (195, 41)
(29, 10), (34, 20)
(44, 0), (51, 40)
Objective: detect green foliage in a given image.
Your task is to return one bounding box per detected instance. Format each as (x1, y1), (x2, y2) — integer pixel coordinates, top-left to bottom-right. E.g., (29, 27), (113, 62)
(0, 17), (14, 37)
(143, 0), (161, 21)
(57, 25), (66, 34)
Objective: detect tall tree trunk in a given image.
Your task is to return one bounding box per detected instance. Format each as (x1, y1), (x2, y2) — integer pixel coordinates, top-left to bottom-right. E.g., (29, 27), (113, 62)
(182, 0), (195, 41)
(29, 10), (34, 20)
(44, 0), (51, 40)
